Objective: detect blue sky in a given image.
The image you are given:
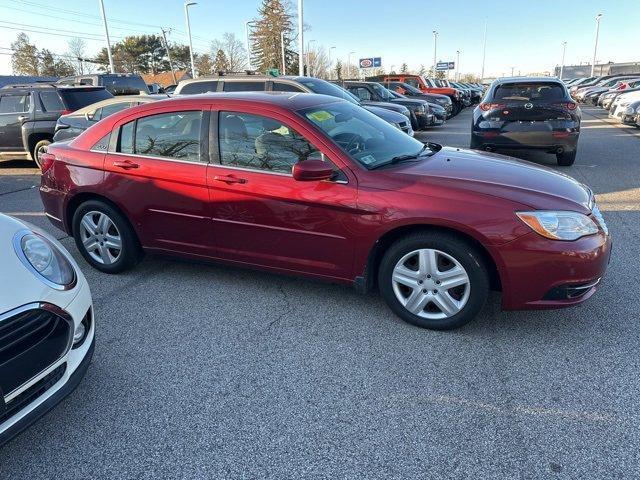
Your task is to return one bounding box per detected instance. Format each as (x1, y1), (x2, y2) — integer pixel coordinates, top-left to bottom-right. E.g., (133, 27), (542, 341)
(0, 0), (637, 77)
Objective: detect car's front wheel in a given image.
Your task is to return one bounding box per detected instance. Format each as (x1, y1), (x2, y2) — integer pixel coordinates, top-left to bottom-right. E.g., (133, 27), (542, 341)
(378, 231), (489, 330)
(72, 200), (142, 273)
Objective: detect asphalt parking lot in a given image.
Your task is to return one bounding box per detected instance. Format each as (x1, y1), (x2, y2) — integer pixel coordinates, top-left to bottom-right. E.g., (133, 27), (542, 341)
(1, 107), (639, 479)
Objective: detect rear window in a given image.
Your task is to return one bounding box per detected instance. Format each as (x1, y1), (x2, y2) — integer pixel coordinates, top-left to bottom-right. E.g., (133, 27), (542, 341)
(57, 88), (113, 111)
(101, 75), (149, 95)
(180, 81), (218, 94)
(494, 82), (565, 102)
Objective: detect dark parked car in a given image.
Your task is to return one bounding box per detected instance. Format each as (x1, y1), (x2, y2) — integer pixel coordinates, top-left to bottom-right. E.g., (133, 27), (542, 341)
(0, 83), (112, 166)
(57, 73), (149, 96)
(174, 75), (414, 136)
(341, 80), (438, 130)
(471, 77), (581, 166)
(53, 94), (169, 142)
(40, 92), (611, 330)
(385, 87), (447, 125)
(380, 81), (453, 118)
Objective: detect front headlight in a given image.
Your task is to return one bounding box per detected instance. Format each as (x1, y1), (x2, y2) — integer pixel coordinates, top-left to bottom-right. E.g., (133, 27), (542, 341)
(625, 106), (635, 115)
(516, 211), (598, 241)
(14, 230), (76, 289)
(393, 122), (402, 130)
(636, 106), (640, 113)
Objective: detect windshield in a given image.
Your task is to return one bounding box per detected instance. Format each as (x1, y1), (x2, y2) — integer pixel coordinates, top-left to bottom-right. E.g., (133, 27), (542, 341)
(370, 83), (394, 101)
(298, 101), (428, 170)
(295, 78), (359, 105)
(397, 82), (422, 95)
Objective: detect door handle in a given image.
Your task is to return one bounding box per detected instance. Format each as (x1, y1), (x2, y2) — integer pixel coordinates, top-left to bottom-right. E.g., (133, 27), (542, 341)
(113, 160), (139, 170)
(213, 174), (246, 184)
(17, 115), (27, 122)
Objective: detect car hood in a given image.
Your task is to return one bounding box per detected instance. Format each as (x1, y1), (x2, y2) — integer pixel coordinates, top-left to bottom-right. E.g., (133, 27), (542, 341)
(375, 147), (593, 213)
(364, 105), (407, 122)
(362, 101), (408, 114)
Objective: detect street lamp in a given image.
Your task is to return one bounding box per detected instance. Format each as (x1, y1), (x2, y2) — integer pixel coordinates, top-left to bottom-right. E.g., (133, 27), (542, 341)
(328, 46), (336, 76)
(306, 39), (316, 76)
(244, 20), (256, 70)
(280, 30), (286, 75)
(184, 1), (197, 78)
(347, 51), (355, 79)
(480, 19), (487, 81)
(432, 30), (438, 72)
(455, 50), (460, 81)
(297, 0), (304, 76)
(98, 0), (115, 73)
(389, 64), (395, 74)
(560, 41), (567, 79)
(591, 13), (603, 77)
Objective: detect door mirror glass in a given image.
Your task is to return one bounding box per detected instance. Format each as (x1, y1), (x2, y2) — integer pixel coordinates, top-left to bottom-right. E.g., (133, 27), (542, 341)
(292, 159), (334, 181)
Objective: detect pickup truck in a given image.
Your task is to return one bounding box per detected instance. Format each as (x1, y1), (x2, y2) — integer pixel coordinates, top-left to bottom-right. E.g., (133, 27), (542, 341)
(0, 83), (112, 166)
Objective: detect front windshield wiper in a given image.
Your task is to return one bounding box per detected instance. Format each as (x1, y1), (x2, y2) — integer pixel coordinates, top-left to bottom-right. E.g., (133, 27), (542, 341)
(369, 142), (442, 170)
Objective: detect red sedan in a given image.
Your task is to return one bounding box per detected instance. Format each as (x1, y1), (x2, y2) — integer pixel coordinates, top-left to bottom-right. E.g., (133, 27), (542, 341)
(40, 92), (611, 330)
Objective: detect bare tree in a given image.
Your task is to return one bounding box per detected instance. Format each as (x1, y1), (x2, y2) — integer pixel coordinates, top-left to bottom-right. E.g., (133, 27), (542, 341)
(211, 32), (247, 72)
(67, 37), (86, 74)
(307, 45), (331, 79)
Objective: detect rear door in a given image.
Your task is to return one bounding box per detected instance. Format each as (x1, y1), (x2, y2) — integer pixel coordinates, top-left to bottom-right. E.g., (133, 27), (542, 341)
(104, 107), (213, 255)
(0, 92), (31, 151)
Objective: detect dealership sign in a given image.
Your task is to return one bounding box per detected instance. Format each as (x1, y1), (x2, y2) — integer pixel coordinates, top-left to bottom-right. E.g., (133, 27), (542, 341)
(436, 61), (455, 71)
(359, 57), (382, 68)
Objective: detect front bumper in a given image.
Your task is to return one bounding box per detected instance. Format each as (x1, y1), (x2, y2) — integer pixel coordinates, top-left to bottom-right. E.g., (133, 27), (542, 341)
(0, 281), (95, 447)
(497, 230), (611, 310)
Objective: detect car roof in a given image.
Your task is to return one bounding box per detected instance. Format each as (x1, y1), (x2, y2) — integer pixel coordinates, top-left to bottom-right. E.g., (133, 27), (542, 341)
(493, 77), (564, 84)
(0, 83), (108, 91)
(71, 94), (168, 114)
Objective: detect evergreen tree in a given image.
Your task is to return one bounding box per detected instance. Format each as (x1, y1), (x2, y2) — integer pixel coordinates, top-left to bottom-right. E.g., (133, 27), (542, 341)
(335, 60), (342, 80)
(418, 64), (426, 76)
(400, 63), (408, 73)
(195, 53), (213, 76)
(11, 33), (39, 75)
(39, 49), (74, 76)
(251, 0), (296, 73)
(213, 49), (230, 73)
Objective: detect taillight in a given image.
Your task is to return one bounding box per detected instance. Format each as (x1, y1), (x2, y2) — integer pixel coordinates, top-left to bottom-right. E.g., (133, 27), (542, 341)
(40, 152), (56, 173)
(60, 109), (73, 116)
(479, 103), (506, 111)
(566, 102), (577, 110)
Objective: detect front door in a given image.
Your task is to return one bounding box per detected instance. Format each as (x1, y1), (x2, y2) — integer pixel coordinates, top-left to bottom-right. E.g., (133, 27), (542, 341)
(207, 107), (359, 281)
(104, 108), (213, 255)
(0, 93), (30, 152)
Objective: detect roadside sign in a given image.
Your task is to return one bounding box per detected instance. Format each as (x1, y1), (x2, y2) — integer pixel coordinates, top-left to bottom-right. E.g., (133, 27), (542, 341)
(359, 57), (382, 69)
(436, 61), (455, 71)
(266, 68), (280, 77)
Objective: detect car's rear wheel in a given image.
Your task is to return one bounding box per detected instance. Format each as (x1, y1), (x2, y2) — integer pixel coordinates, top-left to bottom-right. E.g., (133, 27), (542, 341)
(32, 139), (51, 168)
(378, 231), (489, 330)
(72, 200), (142, 273)
(556, 149), (577, 166)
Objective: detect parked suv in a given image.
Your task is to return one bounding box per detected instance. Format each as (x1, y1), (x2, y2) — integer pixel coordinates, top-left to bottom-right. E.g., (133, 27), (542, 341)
(471, 77), (581, 166)
(340, 80), (438, 130)
(57, 73), (149, 96)
(175, 74), (414, 136)
(381, 81), (453, 118)
(0, 84), (113, 166)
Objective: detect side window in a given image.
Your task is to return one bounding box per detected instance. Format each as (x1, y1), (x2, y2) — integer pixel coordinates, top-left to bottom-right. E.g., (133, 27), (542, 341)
(92, 133), (111, 152)
(180, 81), (218, 94)
(0, 94), (30, 113)
(273, 82), (304, 92)
(405, 78), (419, 88)
(117, 111), (202, 162)
(79, 78), (94, 85)
(218, 111), (319, 174)
(39, 91), (64, 112)
(223, 81), (265, 92)
(352, 87), (371, 101)
(97, 102), (132, 120)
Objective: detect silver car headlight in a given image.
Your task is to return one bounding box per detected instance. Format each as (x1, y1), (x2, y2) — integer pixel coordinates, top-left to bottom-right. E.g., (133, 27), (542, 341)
(417, 104), (427, 114)
(13, 230), (76, 289)
(516, 211), (599, 241)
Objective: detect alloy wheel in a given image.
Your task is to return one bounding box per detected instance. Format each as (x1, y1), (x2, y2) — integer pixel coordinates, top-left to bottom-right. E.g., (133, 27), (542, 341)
(391, 248), (471, 319)
(79, 211), (122, 265)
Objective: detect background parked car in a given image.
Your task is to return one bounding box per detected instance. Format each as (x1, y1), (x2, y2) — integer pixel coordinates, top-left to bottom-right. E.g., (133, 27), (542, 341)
(380, 81), (454, 118)
(471, 77), (581, 166)
(0, 213), (94, 447)
(0, 83), (113, 166)
(386, 88), (447, 125)
(57, 73), (149, 96)
(53, 94), (170, 142)
(174, 74), (414, 136)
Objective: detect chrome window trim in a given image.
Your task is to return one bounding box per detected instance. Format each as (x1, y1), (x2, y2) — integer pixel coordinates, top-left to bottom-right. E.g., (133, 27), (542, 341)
(0, 302), (73, 403)
(108, 150), (207, 166)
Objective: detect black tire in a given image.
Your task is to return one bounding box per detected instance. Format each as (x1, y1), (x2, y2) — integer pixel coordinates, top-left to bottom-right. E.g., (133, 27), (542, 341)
(378, 231), (489, 330)
(556, 149), (577, 166)
(72, 200), (142, 273)
(32, 139), (51, 168)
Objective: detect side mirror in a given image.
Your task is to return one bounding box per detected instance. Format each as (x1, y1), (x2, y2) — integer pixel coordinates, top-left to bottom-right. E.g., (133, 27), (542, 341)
(292, 159), (334, 181)
(85, 111), (95, 121)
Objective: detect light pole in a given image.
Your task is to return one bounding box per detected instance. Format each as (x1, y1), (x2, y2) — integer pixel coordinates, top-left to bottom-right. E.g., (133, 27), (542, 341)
(184, 1), (197, 78)
(389, 64), (395, 74)
(455, 50), (460, 81)
(590, 13), (603, 77)
(306, 39), (316, 76)
(280, 30), (286, 74)
(161, 28), (177, 83)
(559, 41), (567, 79)
(328, 46), (336, 77)
(244, 21), (255, 70)
(432, 30), (438, 72)
(510, 66), (515, 76)
(297, 0), (304, 76)
(480, 19), (487, 81)
(347, 51), (355, 79)
(98, 0), (114, 73)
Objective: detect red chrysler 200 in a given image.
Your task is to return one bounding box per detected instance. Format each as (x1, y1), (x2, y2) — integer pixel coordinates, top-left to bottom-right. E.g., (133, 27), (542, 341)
(40, 93), (611, 330)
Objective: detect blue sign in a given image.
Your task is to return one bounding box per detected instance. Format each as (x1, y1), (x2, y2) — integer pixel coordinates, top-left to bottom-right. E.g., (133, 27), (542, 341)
(359, 57), (382, 69)
(436, 61), (455, 71)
